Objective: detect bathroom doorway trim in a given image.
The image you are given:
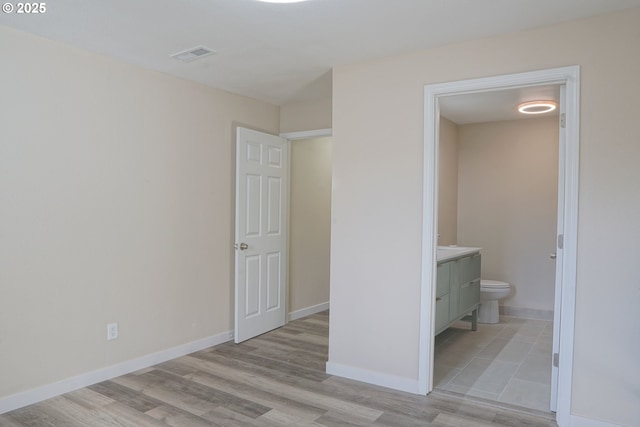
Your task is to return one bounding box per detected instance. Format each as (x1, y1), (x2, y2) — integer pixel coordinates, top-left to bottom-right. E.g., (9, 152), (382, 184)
(419, 66), (579, 427)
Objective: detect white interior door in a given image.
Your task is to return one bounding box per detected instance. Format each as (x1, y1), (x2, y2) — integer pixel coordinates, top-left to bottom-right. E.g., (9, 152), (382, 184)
(234, 127), (288, 343)
(550, 86), (566, 412)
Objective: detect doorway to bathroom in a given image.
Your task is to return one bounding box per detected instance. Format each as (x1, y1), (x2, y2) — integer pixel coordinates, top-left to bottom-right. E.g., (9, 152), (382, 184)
(433, 107), (558, 412)
(418, 67), (580, 426)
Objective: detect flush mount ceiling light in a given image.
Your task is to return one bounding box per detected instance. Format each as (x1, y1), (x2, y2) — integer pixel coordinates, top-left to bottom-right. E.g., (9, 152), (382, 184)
(517, 100), (557, 114)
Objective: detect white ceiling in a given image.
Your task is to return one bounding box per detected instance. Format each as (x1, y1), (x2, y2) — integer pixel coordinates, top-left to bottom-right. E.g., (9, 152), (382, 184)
(2, 0), (640, 107)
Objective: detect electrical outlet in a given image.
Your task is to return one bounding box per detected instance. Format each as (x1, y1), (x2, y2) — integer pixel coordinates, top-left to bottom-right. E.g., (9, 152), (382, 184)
(107, 323), (118, 341)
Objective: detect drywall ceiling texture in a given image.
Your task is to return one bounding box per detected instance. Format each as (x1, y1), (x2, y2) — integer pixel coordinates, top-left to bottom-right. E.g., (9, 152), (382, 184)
(329, 8), (640, 426)
(0, 26), (279, 398)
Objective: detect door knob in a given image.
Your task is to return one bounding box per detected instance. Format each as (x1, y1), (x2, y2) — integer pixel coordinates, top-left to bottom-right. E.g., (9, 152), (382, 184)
(238, 243), (248, 251)
(550, 253), (557, 259)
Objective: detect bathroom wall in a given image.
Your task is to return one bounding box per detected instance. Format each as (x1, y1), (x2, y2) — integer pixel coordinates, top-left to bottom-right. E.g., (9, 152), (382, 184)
(289, 137), (332, 315)
(457, 116), (559, 314)
(438, 117), (459, 246)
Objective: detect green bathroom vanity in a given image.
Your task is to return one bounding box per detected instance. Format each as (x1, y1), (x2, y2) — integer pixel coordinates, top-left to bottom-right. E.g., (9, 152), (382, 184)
(435, 247), (481, 335)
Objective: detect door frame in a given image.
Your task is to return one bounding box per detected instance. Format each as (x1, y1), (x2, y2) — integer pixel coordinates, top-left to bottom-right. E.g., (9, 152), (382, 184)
(233, 127), (332, 340)
(418, 66), (580, 426)
(280, 128), (333, 141)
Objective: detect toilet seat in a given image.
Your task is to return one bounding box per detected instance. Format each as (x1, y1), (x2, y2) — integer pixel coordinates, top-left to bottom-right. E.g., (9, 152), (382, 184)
(481, 279), (510, 289)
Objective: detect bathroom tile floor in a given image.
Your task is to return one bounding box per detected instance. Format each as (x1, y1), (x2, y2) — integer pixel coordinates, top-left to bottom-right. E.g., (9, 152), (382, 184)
(434, 315), (554, 413)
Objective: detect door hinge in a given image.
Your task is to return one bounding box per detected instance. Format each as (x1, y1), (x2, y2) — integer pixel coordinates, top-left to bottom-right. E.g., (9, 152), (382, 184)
(553, 352), (559, 367)
(560, 113), (566, 128)
(557, 234), (564, 250)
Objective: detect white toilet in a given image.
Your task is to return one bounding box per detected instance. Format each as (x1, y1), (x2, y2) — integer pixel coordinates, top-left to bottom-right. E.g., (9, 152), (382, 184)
(478, 280), (511, 324)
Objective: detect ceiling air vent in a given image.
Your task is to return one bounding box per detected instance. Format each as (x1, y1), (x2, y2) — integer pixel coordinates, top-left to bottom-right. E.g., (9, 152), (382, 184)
(171, 46), (216, 63)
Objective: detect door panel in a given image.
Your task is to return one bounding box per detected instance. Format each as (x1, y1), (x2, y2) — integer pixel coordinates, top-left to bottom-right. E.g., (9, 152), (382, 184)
(235, 127), (288, 343)
(267, 177), (282, 235)
(266, 252), (281, 310)
(246, 174), (262, 236)
(245, 255), (261, 317)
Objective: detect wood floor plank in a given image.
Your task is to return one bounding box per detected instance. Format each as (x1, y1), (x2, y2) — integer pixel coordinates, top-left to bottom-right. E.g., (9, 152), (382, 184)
(257, 408), (316, 426)
(0, 415), (25, 427)
(110, 373), (217, 417)
(182, 369), (326, 422)
(194, 347), (329, 383)
(247, 344), (328, 372)
(88, 380), (165, 413)
(312, 410), (369, 427)
(247, 331), (328, 354)
(432, 411), (501, 427)
(491, 409), (557, 427)
(199, 406), (270, 427)
(4, 396), (85, 427)
(38, 396), (139, 427)
(257, 331), (328, 354)
(318, 375), (443, 420)
(374, 411), (439, 427)
(178, 355), (384, 422)
(0, 311), (558, 427)
(63, 387), (115, 410)
(145, 405), (219, 427)
(97, 401), (171, 427)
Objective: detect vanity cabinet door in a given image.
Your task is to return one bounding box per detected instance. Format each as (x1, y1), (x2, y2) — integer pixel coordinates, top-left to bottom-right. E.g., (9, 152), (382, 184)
(458, 253), (481, 315)
(459, 253), (481, 284)
(435, 293), (450, 334)
(459, 279), (480, 315)
(436, 262), (450, 297)
(435, 252), (480, 334)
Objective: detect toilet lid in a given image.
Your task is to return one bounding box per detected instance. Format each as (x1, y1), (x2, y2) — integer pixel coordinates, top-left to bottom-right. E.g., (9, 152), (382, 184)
(481, 280), (510, 288)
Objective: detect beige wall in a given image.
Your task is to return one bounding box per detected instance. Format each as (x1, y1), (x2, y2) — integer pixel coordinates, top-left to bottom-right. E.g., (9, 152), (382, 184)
(438, 117), (459, 246)
(457, 117), (558, 313)
(330, 8), (640, 426)
(280, 95), (332, 134)
(0, 27), (279, 398)
(289, 137), (332, 313)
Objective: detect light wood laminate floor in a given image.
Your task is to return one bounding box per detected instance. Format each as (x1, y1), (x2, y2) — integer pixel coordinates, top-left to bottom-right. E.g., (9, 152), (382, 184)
(0, 311), (558, 426)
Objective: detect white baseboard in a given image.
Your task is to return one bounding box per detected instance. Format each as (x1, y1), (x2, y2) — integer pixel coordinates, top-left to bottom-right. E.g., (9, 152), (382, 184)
(325, 361), (418, 394)
(288, 301), (329, 321)
(569, 415), (625, 427)
(0, 330), (232, 415)
(500, 306), (554, 321)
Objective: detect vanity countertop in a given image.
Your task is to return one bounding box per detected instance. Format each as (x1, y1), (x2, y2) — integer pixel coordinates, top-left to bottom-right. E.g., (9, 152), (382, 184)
(437, 246), (481, 263)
